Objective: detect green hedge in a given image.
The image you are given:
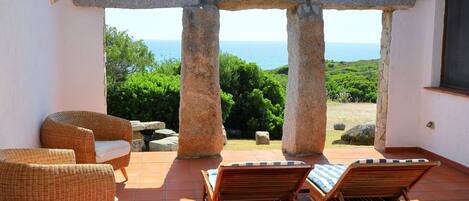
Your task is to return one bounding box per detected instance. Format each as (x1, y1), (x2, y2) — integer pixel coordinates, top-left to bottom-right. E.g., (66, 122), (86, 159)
(107, 73), (181, 129)
(107, 72), (235, 131)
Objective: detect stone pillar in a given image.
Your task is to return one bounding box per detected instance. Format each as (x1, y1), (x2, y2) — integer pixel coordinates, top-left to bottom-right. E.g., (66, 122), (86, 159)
(374, 11), (393, 151)
(178, 4), (224, 158)
(282, 3), (326, 156)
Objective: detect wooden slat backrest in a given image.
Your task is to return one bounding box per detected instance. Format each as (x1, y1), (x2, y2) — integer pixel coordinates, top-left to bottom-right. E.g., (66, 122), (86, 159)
(326, 162), (440, 199)
(215, 165), (312, 201)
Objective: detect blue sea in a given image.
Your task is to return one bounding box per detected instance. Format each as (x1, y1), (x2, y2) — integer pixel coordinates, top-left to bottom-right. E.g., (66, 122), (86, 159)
(145, 40), (380, 69)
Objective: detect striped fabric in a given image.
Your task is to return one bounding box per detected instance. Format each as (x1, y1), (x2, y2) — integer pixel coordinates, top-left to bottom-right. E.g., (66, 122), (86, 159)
(206, 161), (306, 190)
(307, 164), (348, 193)
(353, 158), (429, 164)
(227, 160), (306, 167)
(308, 158), (430, 193)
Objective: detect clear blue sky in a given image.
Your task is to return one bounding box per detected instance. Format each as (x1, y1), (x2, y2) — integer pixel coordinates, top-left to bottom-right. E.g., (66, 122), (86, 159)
(106, 8), (382, 43)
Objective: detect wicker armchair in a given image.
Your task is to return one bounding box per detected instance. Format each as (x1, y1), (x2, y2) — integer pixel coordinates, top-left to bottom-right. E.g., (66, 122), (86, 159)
(40, 111), (132, 181)
(0, 148), (116, 201)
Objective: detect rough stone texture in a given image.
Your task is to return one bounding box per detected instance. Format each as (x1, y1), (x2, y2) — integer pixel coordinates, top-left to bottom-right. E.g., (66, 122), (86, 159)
(131, 120), (165, 131)
(256, 131), (270, 145)
(154, 128), (177, 135)
(74, 0), (415, 10)
(152, 129), (179, 140)
(178, 5), (224, 159)
(282, 3), (327, 156)
(333, 123), (346, 131)
(149, 136), (179, 151)
(341, 122), (375, 145)
(141, 121), (166, 130)
(130, 121), (145, 131)
(131, 139), (144, 152)
(73, 0), (199, 8)
(314, 0), (415, 10)
(216, 0), (301, 10)
(375, 11), (392, 151)
(133, 131), (144, 140)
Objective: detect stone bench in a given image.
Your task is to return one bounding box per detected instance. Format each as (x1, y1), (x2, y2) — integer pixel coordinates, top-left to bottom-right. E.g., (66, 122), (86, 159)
(130, 121), (166, 152)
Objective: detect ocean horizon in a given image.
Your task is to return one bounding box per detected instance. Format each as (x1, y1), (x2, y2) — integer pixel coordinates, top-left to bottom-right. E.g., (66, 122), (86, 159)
(145, 40), (380, 69)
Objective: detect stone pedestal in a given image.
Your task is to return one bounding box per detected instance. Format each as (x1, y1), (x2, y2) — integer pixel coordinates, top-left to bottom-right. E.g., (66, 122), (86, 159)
(282, 3), (327, 156)
(256, 131), (270, 145)
(178, 4), (224, 158)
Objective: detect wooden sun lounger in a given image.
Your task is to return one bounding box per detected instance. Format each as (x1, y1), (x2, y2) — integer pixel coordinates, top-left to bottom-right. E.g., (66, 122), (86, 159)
(306, 160), (440, 201)
(201, 162), (313, 201)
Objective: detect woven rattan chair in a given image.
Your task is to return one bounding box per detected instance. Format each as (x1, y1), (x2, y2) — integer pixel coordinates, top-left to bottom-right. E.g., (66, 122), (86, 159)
(0, 148), (116, 201)
(40, 111), (132, 181)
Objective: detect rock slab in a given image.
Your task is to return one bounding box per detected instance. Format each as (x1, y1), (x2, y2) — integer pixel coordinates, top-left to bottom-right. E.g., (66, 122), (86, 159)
(152, 129), (179, 140)
(149, 136), (179, 151)
(256, 131), (270, 145)
(131, 120), (165, 131)
(178, 4), (224, 158)
(341, 122), (375, 145)
(282, 3), (327, 156)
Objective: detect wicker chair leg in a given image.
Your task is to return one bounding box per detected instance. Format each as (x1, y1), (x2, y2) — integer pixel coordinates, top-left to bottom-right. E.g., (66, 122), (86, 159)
(121, 167), (128, 182)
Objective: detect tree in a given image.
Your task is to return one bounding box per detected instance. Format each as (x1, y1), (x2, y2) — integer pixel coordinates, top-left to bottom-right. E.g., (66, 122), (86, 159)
(105, 26), (157, 84)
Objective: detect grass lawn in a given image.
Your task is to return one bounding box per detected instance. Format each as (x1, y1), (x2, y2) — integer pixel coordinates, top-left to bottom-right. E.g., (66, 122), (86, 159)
(224, 102), (376, 150)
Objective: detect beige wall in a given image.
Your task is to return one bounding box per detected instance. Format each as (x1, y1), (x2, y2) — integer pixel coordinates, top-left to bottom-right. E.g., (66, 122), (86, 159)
(0, 0), (105, 148)
(388, 0), (469, 166)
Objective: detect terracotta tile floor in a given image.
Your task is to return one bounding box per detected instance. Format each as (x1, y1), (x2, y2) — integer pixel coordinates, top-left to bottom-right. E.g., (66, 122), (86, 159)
(115, 148), (469, 201)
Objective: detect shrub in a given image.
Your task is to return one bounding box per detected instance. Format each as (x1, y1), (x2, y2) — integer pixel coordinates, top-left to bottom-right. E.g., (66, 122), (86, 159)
(107, 72), (236, 130)
(107, 73), (180, 129)
(220, 53), (285, 139)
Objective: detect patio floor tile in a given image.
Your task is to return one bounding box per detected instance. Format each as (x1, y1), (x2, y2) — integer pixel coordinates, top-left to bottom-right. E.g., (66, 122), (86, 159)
(115, 148), (469, 201)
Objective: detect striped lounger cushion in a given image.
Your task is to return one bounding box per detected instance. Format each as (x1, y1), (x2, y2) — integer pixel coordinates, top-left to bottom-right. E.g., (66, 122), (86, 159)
(207, 161), (306, 190)
(308, 158), (429, 193)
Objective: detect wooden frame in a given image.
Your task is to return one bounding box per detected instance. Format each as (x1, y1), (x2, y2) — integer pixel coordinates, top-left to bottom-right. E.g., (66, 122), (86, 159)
(201, 164), (313, 201)
(305, 162), (440, 201)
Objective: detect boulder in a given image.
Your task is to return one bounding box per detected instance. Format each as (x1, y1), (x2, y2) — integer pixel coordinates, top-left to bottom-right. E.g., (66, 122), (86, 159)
(256, 131), (270, 145)
(149, 136), (179, 151)
(152, 129), (178, 140)
(341, 122), (375, 145)
(131, 139), (144, 152)
(333, 123), (346, 131)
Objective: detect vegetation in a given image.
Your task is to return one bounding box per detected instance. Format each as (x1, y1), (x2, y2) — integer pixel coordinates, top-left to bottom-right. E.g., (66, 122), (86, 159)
(269, 60), (379, 103)
(105, 26), (379, 140)
(224, 102), (376, 150)
(105, 26), (157, 84)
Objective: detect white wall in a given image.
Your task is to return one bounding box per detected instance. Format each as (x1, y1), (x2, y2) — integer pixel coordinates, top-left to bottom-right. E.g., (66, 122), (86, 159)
(0, 0), (105, 148)
(388, 0), (469, 166)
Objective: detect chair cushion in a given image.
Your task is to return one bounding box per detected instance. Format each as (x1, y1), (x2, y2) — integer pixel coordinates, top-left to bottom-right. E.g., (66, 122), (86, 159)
(95, 140), (130, 163)
(353, 158), (429, 164)
(307, 164), (348, 193)
(206, 160), (306, 190)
